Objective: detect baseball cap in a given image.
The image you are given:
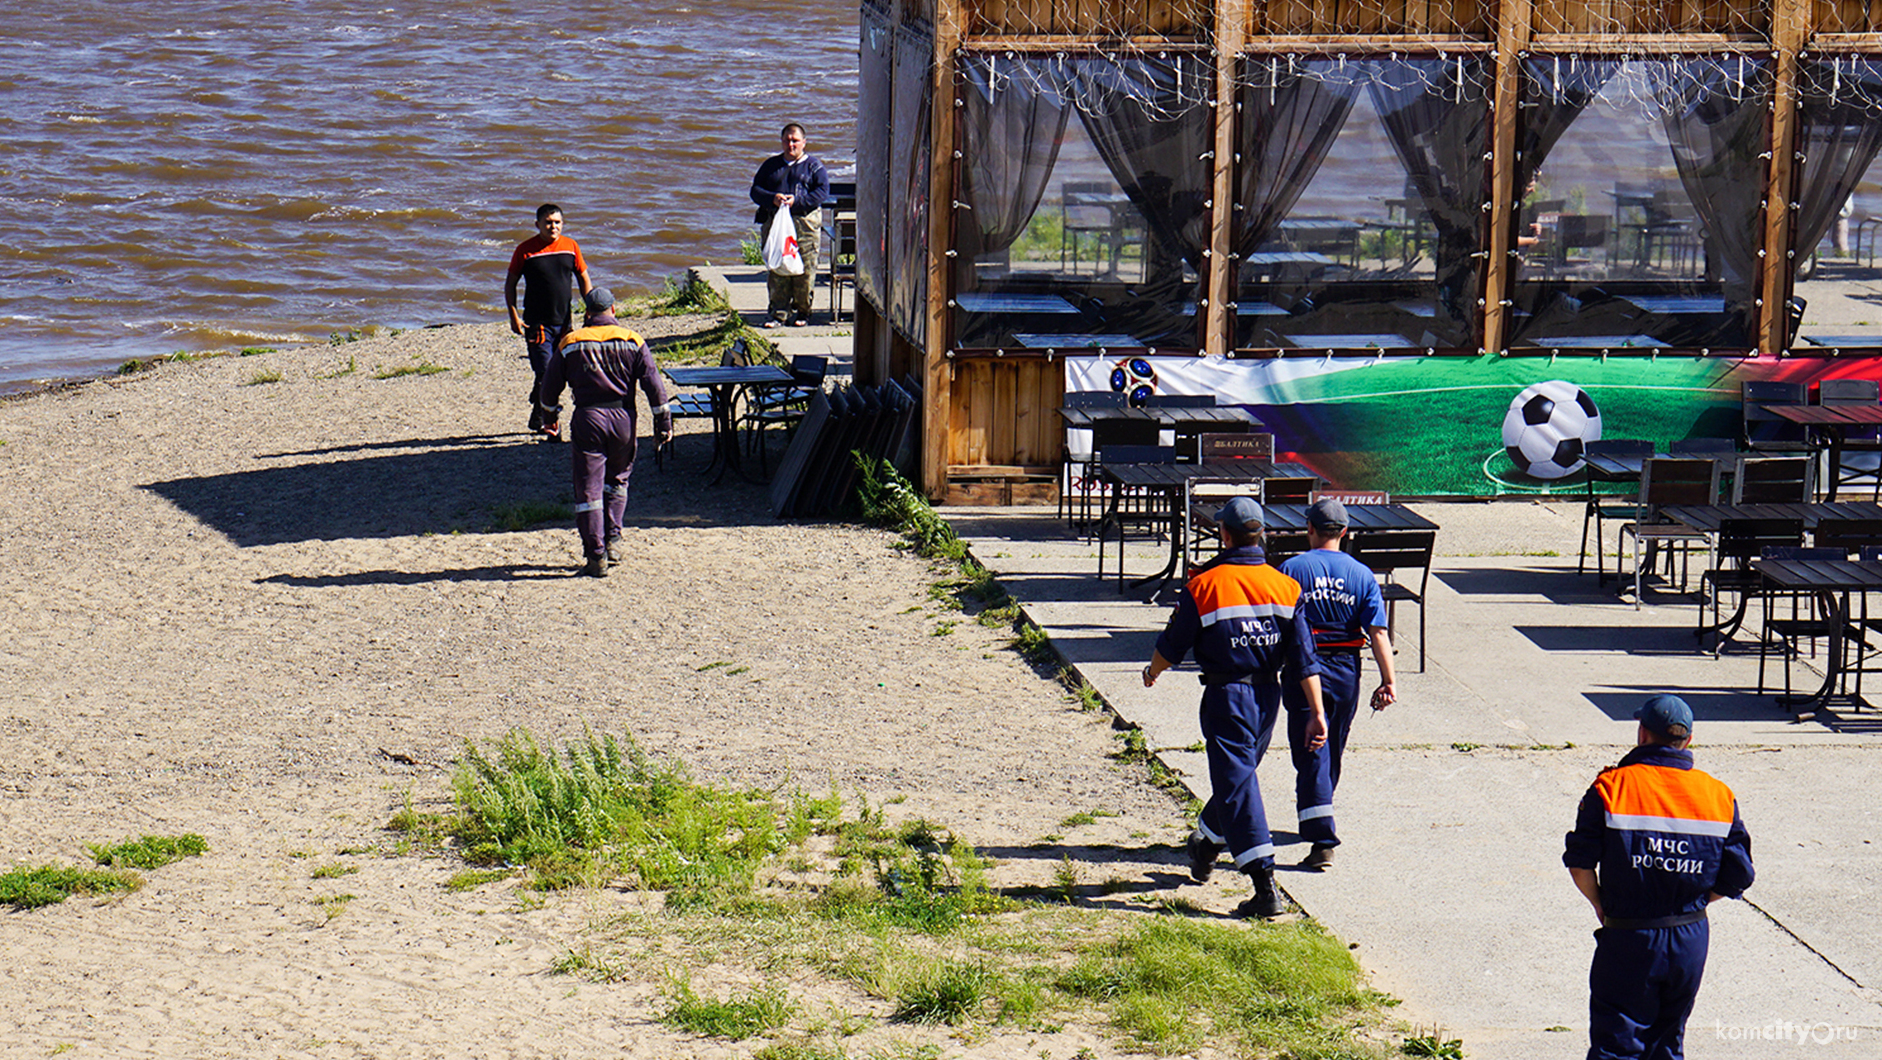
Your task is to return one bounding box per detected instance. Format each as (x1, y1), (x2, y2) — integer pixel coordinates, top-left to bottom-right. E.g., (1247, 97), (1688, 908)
(1634, 694), (1694, 739)
(583, 287), (616, 313)
(1215, 496), (1263, 534)
(1306, 498), (1348, 532)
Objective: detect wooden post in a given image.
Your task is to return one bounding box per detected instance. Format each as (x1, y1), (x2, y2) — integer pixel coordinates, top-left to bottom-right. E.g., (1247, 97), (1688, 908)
(923, 0), (963, 500)
(1209, 0), (1248, 355)
(1483, 0), (1533, 355)
(1761, 0), (1811, 356)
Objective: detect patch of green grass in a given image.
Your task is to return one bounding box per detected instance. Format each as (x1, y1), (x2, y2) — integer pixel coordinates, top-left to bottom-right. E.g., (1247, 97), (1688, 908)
(313, 893), (356, 921)
(0, 865), (141, 909)
(1057, 916), (1385, 1055)
(626, 274), (734, 317)
(372, 356), (449, 379)
(329, 329), (366, 345)
(651, 310), (765, 365)
(1058, 809), (1116, 829)
(891, 960), (994, 1024)
(739, 232), (765, 266)
(491, 500), (569, 531)
(245, 365), (284, 386)
(320, 354), (358, 379)
(1450, 742), (1481, 753)
(662, 980), (796, 1040)
(444, 867), (515, 892)
(311, 863), (358, 880)
(239, 346), (277, 356)
(167, 349), (207, 363)
(1402, 1028), (1466, 1057)
(551, 945), (637, 982)
(88, 833), (207, 870)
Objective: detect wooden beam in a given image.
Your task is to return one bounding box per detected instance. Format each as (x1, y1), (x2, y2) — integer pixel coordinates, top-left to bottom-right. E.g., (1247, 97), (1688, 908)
(923, 0), (964, 501)
(1238, 35), (1491, 48)
(1211, 0), (1249, 357)
(1484, 0), (1534, 355)
(1762, 0), (1812, 355)
(1524, 33), (1770, 48)
(960, 35), (1211, 48)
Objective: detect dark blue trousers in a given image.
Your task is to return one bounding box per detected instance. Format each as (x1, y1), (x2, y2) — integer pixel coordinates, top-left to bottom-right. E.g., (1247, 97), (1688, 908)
(1588, 920), (1709, 1060)
(1285, 650), (1362, 847)
(1196, 682), (1281, 870)
(525, 326), (567, 420)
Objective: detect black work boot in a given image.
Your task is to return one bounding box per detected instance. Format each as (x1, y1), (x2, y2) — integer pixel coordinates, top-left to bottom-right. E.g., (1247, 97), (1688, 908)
(1186, 830), (1222, 883)
(582, 555), (607, 578)
(1234, 865), (1288, 919)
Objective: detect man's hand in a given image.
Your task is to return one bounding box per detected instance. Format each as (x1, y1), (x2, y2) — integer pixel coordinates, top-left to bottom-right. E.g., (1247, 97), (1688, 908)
(507, 307), (523, 336)
(1304, 710), (1327, 751)
(774, 193), (795, 208)
(656, 429), (673, 449)
(1370, 682), (1396, 711)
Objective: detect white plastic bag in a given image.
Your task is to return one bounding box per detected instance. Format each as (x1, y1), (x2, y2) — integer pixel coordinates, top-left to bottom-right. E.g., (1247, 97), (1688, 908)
(763, 209), (804, 276)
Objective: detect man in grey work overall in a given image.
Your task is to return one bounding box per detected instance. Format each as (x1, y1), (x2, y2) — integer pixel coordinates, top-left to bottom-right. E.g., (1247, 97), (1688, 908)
(535, 287), (672, 577)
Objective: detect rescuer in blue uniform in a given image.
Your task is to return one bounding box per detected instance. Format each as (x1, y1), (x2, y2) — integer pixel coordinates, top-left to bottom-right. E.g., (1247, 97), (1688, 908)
(1564, 695), (1755, 1060)
(1277, 498), (1397, 870)
(1142, 496), (1326, 918)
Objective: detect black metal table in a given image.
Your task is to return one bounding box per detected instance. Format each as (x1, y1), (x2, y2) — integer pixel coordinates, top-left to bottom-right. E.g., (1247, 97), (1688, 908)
(1095, 459), (1318, 593)
(1262, 502), (1440, 534)
(1760, 404), (1882, 501)
(1661, 502), (1882, 536)
(1752, 558), (1882, 711)
(663, 365), (792, 484)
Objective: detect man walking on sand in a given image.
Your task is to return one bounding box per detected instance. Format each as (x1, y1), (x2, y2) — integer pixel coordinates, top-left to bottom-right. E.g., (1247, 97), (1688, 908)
(1564, 694), (1754, 1060)
(1142, 496), (1325, 919)
(749, 123), (830, 327)
(505, 203), (591, 442)
(1277, 498), (1396, 871)
(536, 287), (672, 578)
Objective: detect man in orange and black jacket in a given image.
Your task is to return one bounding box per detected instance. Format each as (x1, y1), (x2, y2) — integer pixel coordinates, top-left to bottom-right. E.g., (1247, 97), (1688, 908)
(537, 287), (671, 578)
(1142, 496), (1325, 919)
(1564, 694), (1755, 1060)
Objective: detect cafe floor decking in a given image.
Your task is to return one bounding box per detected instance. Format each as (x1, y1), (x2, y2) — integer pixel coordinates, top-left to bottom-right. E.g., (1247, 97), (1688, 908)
(944, 497), (1882, 1060)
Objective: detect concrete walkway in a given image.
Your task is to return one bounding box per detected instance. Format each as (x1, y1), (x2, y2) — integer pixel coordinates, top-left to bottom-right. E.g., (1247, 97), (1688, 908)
(947, 498), (1882, 1058)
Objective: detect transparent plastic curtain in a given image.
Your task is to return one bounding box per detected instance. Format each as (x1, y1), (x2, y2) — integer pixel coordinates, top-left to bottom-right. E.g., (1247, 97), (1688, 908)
(1648, 56), (1774, 307)
(888, 22), (933, 344)
(1516, 57), (1620, 208)
(1060, 52), (1216, 277)
(855, 6), (893, 308)
(1793, 57), (1882, 258)
(954, 53), (1069, 288)
(1368, 56), (1493, 325)
(1233, 57), (1357, 259)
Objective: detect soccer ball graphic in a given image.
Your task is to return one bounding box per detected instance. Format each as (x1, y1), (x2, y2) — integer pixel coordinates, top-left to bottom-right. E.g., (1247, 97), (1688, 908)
(1501, 380), (1601, 480)
(1109, 357), (1157, 407)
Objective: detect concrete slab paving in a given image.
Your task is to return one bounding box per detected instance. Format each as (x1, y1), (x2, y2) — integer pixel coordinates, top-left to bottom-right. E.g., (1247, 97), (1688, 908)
(946, 499), (1882, 1058)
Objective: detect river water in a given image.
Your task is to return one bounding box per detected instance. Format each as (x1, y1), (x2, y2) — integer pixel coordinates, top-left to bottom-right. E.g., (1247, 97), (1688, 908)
(0, 0), (859, 391)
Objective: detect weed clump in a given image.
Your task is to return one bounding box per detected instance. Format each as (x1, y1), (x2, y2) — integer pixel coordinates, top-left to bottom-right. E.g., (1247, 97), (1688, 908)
(0, 865), (141, 909)
(88, 833), (207, 870)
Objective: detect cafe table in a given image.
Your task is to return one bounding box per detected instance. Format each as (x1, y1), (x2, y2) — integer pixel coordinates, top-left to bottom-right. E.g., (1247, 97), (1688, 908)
(1094, 459), (1318, 592)
(662, 364), (792, 484)
(1759, 404), (1882, 501)
(1751, 557), (1882, 711)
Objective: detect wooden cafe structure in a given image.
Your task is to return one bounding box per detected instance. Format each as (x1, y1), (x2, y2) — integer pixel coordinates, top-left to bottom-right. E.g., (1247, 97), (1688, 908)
(846, 0), (1882, 501)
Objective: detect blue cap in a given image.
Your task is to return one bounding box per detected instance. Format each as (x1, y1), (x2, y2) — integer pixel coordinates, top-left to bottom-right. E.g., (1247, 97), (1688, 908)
(1635, 694), (1694, 739)
(584, 287), (615, 313)
(1215, 496), (1263, 534)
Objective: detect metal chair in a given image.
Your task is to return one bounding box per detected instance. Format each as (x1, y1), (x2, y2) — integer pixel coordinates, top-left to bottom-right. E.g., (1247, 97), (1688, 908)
(1732, 457), (1812, 504)
(747, 355), (829, 475)
(1347, 529), (1437, 673)
(1817, 378), (1882, 498)
(1742, 381), (1812, 454)
(1696, 517), (1804, 655)
(1815, 518), (1882, 556)
(1095, 443), (1176, 588)
(1619, 458), (1721, 607)
(1058, 391), (1131, 528)
(1579, 438), (1653, 582)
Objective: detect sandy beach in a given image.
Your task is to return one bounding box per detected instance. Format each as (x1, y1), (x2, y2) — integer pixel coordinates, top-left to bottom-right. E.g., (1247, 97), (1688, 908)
(0, 320), (1212, 1059)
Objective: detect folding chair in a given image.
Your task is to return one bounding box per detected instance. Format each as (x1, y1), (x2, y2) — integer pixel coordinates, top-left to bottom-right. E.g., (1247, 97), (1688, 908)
(1346, 529), (1436, 673)
(1618, 458), (1721, 607)
(1696, 517), (1803, 655)
(1059, 391), (1131, 528)
(1181, 434), (1275, 571)
(1579, 438), (1653, 582)
(658, 338), (750, 470)
(1732, 457), (1812, 504)
(1741, 381), (1811, 454)
(1814, 518), (1882, 556)
(747, 355), (829, 475)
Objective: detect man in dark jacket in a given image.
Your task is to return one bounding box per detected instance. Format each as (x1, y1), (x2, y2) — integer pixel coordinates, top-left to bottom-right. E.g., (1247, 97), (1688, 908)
(1564, 694), (1755, 1060)
(1142, 496), (1326, 918)
(749, 123), (830, 327)
(537, 287), (673, 577)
